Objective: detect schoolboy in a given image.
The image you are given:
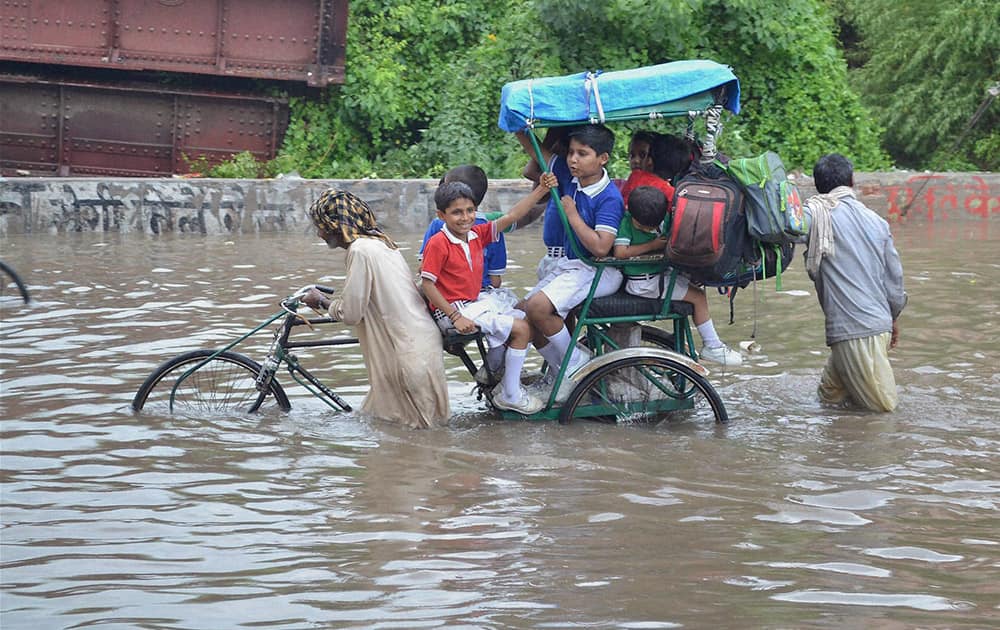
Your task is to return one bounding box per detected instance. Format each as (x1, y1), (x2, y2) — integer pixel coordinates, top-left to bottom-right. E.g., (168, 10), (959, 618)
(614, 186), (742, 365)
(804, 153), (907, 411)
(515, 124), (625, 379)
(421, 177), (556, 415)
(419, 165), (507, 289)
(419, 163), (547, 383)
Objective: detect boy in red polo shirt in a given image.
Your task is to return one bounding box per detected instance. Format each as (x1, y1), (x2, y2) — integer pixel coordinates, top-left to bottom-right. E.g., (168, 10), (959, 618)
(421, 177), (556, 415)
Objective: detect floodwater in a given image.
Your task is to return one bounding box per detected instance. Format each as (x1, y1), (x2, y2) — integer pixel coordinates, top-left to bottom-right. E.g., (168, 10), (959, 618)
(1, 217), (998, 629)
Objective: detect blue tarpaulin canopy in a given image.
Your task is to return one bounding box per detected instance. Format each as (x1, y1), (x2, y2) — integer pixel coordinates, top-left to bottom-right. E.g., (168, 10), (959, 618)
(498, 59), (740, 133)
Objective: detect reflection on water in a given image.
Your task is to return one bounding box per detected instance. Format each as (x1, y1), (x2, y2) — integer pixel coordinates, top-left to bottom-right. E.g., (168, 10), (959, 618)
(1, 219), (998, 628)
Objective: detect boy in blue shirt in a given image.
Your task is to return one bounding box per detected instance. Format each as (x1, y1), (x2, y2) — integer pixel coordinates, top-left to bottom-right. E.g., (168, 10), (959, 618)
(516, 124), (625, 382)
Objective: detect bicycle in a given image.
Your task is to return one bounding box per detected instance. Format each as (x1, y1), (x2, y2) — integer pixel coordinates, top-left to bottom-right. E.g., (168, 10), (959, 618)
(132, 285), (358, 414)
(132, 274), (727, 426)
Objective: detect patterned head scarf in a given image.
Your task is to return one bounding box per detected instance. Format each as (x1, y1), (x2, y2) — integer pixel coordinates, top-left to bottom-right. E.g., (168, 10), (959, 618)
(308, 189), (397, 250)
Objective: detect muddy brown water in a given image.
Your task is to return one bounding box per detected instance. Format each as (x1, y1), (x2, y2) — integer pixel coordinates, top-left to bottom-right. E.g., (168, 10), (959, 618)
(1, 217), (998, 629)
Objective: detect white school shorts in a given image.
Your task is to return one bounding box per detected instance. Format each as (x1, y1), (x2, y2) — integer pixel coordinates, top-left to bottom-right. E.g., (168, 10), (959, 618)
(536, 254), (560, 282)
(625, 272), (691, 301)
(435, 289), (525, 349)
(525, 257), (623, 319)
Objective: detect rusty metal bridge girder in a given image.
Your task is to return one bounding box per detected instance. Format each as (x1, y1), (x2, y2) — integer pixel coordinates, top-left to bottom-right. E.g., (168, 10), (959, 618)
(1, 73), (289, 177)
(0, 0), (348, 86)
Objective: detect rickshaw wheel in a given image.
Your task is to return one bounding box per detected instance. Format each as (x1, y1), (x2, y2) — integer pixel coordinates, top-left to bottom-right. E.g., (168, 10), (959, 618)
(558, 353), (727, 426)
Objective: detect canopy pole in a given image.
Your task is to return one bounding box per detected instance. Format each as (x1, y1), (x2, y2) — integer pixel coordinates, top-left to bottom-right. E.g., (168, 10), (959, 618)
(525, 130), (591, 264)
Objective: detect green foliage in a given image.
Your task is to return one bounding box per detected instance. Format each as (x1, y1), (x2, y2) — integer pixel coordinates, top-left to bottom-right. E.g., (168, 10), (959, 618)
(267, 0), (894, 179)
(839, 0), (1000, 170)
(688, 0), (888, 170)
(184, 151), (273, 178)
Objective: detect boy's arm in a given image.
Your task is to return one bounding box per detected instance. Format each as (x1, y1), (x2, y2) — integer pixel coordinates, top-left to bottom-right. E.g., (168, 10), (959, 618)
(562, 195), (617, 257)
(494, 173), (556, 233)
(420, 236), (475, 332)
(420, 278), (477, 334)
(614, 237), (667, 259)
(516, 130), (553, 167)
(514, 201), (547, 230)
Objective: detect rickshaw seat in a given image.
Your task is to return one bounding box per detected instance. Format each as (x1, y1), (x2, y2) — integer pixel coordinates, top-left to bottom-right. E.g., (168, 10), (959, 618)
(585, 291), (694, 320)
(442, 329), (484, 352)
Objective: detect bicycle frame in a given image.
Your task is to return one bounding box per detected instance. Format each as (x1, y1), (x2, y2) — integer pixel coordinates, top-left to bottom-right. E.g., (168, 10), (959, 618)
(166, 303), (360, 413)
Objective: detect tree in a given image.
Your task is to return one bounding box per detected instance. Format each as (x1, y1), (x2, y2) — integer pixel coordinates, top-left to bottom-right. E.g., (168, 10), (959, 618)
(836, 0), (1000, 170)
(268, 0), (890, 178)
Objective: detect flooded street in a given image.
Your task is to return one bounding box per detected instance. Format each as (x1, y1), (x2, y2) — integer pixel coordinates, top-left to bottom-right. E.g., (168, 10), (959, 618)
(1, 216), (998, 628)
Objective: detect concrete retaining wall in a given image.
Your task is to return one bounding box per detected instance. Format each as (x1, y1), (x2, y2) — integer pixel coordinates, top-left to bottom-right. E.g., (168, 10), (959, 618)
(1, 172), (997, 236)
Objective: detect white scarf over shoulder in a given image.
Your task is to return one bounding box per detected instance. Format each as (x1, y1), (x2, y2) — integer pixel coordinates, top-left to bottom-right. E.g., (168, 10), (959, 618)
(805, 185), (855, 279)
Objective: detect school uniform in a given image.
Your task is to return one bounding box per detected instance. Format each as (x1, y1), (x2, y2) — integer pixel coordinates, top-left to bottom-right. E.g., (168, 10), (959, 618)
(618, 169), (675, 209)
(614, 212), (690, 301)
(536, 154), (570, 281)
(526, 155), (625, 318)
(419, 211), (507, 287)
(420, 222), (524, 348)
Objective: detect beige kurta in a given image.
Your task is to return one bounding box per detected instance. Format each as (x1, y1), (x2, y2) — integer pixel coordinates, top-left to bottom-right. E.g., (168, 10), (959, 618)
(327, 237), (450, 428)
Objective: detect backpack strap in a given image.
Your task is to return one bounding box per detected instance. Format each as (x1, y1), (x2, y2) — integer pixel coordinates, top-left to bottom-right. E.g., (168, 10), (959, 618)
(759, 242), (784, 292)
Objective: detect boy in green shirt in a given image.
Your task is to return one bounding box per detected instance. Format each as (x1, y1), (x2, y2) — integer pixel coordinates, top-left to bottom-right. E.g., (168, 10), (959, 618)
(613, 186), (742, 366)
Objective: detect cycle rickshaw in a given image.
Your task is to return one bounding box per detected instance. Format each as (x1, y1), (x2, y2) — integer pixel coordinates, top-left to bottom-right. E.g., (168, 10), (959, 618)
(132, 60), (741, 426)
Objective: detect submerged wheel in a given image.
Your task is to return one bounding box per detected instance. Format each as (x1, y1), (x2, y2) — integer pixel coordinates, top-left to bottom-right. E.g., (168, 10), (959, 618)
(131, 349), (291, 414)
(558, 353), (727, 425)
(0, 260), (30, 303)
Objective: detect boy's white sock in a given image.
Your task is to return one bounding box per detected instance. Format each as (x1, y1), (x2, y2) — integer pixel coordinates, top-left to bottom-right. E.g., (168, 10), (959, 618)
(486, 345), (506, 371)
(544, 326), (573, 368)
(502, 347), (528, 399)
(697, 319), (723, 348)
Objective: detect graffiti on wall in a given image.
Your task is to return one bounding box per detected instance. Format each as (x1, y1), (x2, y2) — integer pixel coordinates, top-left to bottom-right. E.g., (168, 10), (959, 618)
(2, 174), (997, 236)
(0, 179), (442, 236)
(863, 174), (1000, 222)
(0, 180), (321, 235)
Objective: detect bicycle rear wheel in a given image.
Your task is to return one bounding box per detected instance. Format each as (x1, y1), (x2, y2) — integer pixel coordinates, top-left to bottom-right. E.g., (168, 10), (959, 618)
(559, 353), (727, 425)
(132, 349), (291, 413)
(0, 260), (30, 303)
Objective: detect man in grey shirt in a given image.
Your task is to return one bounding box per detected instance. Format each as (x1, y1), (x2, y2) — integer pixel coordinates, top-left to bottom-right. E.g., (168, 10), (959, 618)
(803, 154), (907, 411)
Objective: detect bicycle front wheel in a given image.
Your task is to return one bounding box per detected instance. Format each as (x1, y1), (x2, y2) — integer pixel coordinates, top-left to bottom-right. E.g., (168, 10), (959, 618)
(132, 349), (291, 414)
(0, 260), (30, 303)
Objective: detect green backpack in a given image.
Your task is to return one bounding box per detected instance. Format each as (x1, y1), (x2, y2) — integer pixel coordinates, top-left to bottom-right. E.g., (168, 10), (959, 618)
(723, 152), (808, 244)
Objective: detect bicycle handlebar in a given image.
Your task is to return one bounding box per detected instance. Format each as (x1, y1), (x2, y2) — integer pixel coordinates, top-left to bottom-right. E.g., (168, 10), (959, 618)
(281, 284), (338, 315)
(288, 284), (336, 300)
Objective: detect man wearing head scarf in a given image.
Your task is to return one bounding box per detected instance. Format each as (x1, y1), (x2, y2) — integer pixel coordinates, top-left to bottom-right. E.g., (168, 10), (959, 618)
(302, 190), (450, 428)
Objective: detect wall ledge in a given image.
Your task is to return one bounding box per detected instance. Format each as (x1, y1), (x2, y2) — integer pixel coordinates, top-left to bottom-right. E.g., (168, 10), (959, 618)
(1, 172), (997, 236)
